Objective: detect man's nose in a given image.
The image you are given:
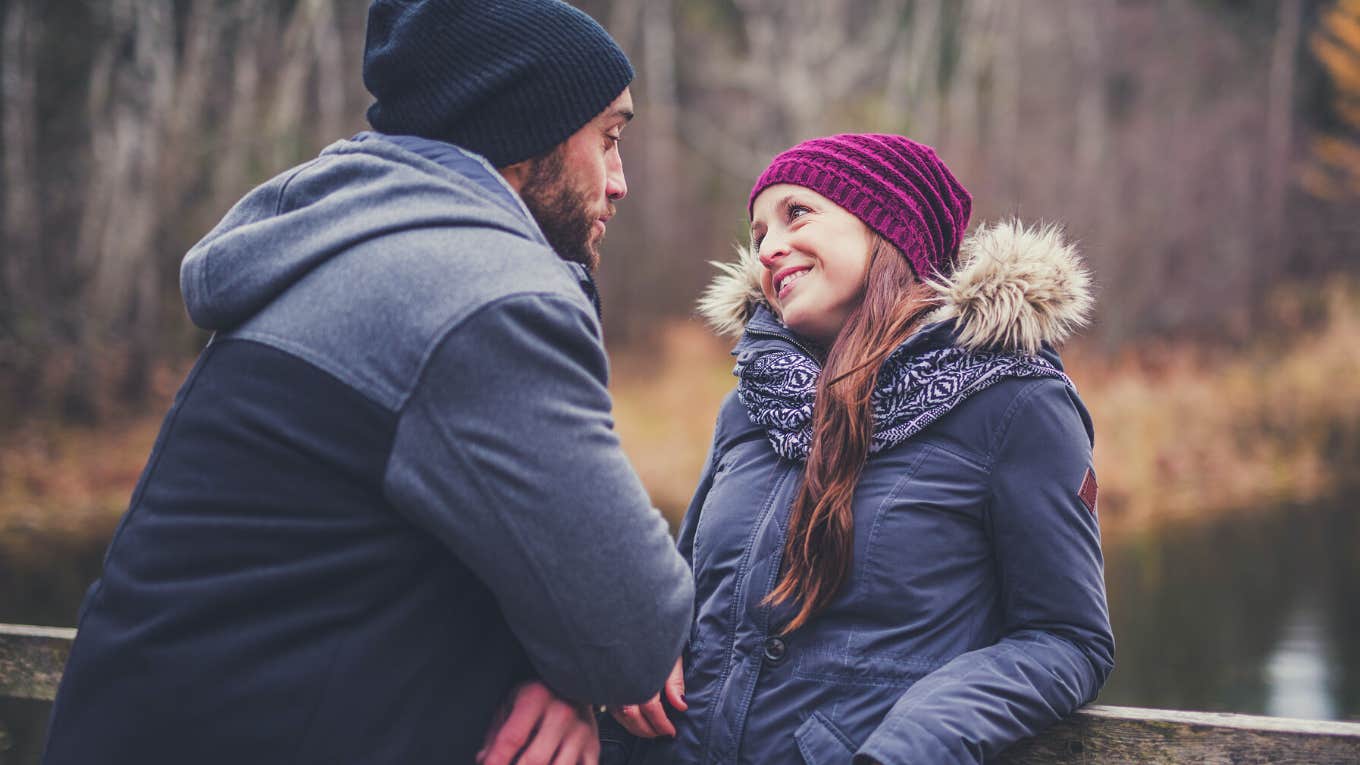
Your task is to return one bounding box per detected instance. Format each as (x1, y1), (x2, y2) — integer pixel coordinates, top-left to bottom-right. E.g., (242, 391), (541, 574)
(606, 154), (627, 201)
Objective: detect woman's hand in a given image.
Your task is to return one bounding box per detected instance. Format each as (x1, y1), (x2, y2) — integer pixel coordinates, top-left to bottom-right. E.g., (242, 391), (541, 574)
(607, 658), (686, 738)
(477, 680), (600, 765)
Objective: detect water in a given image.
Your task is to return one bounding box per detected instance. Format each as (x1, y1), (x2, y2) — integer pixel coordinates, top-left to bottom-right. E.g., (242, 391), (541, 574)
(1099, 500), (1360, 719)
(1, 502), (1356, 762)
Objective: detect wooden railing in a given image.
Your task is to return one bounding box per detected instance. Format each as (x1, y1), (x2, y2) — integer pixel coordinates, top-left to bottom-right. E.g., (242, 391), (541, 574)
(3, 623), (1360, 763)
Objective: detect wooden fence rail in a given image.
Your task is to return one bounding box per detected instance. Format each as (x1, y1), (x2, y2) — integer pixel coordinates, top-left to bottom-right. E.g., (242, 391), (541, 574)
(3, 623), (1360, 763)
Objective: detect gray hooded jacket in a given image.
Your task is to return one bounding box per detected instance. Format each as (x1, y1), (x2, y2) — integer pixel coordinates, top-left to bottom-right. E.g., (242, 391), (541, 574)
(43, 134), (693, 765)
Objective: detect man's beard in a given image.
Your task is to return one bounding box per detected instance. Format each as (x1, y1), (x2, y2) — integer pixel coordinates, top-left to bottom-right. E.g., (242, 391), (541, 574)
(519, 148), (609, 272)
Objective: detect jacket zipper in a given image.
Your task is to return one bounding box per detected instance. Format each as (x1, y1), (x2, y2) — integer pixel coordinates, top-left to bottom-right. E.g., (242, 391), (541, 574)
(743, 327), (822, 360)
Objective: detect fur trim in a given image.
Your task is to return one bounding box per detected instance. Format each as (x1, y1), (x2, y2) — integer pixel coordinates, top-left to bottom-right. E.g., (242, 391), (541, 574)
(931, 219), (1093, 353)
(696, 218), (1093, 352)
(696, 244), (767, 338)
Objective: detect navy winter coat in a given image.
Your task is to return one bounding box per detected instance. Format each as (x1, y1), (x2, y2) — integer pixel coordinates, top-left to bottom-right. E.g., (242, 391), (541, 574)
(602, 221), (1114, 764)
(43, 134), (693, 765)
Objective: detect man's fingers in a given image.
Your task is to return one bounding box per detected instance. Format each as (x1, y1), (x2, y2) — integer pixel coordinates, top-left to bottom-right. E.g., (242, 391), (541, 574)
(548, 715), (588, 765)
(581, 719), (601, 765)
(480, 683), (551, 765)
(637, 697), (676, 738)
(517, 700), (575, 764)
(664, 658), (687, 712)
(612, 705), (653, 738)
(610, 704), (659, 738)
(549, 735), (582, 765)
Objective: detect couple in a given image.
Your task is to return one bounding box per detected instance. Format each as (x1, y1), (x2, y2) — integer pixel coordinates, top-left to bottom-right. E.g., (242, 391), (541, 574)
(42, 1), (1113, 764)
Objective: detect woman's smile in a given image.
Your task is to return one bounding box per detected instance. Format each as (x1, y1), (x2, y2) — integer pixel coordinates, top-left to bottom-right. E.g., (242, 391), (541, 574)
(773, 265), (812, 298)
(751, 184), (874, 345)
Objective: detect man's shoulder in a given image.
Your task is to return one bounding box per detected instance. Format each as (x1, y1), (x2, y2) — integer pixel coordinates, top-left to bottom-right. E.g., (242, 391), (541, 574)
(229, 225), (595, 413)
(357, 223), (590, 319)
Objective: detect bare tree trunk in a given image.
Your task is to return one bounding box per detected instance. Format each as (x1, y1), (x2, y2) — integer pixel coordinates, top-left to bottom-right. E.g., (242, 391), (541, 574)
(270, 0), (320, 168)
(159, 0), (219, 238)
(2, 0), (40, 313)
(312, 0), (347, 142)
(991, 0), (1023, 200)
(1, 0), (43, 410)
(1262, 0), (1302, 301)
(215, 0), (270, 208)
(942, 0), (998, 182)
(1067, 0), (1113, 323)
(75, 0), (178, 410)
(608, 0), (641, 55)
(884, 0), (944, 142)
(636, 0), (684, 326)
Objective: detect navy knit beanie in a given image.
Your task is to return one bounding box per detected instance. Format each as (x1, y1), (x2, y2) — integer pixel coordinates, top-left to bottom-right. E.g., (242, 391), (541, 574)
(363, 0), (634, 167)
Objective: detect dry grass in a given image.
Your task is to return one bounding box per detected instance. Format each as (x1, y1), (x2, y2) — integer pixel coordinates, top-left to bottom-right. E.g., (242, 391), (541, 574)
(1073, 283), (1360, 533)
(0, 416), (160, 562)
(3, 286), (1357, 548)
(612, 285), (1360, 535)
(609, 320), (740, 525)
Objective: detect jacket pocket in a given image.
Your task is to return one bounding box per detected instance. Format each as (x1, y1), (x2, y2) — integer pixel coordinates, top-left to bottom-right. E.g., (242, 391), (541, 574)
(794, 711), (857, 765)
(597, 712), (638, 765)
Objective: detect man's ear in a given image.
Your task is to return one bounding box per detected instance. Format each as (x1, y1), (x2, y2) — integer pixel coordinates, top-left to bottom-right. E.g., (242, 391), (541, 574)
(497, 160), (531, 193)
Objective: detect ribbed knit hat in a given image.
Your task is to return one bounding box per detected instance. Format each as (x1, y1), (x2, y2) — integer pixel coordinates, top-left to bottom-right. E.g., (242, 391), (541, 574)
(749, 134), (972, 279)
(363, 0), (634, 168)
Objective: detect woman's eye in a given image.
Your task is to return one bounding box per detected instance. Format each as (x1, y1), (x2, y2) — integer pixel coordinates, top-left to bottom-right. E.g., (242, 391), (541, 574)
(788, 204), (811, 220)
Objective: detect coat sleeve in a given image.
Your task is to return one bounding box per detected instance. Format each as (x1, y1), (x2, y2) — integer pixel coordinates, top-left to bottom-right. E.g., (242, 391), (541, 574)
(382, 292), (694, 707)
(674, 390), (745, 566)
(599, 399), (732, 765)
(855, 380), (1115, 765)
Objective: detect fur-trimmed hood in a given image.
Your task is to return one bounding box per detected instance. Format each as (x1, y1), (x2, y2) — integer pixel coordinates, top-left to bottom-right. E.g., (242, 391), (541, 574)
(696, 219), (1093, 354)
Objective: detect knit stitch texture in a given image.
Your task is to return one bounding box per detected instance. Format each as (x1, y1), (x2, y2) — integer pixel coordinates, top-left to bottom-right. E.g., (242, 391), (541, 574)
(748, 134), (972, 280)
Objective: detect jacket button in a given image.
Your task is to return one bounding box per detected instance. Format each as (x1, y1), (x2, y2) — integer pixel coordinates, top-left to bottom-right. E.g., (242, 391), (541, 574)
(762, 637), (787, 665)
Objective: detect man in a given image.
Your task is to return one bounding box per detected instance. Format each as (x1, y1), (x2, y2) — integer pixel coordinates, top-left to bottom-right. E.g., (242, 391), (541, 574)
(42, 2), (693, 763)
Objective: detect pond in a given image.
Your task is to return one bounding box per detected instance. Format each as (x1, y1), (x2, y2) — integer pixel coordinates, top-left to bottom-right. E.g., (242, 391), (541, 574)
(1, 500), (1357, 762)
(1099, 499), (1360, 719)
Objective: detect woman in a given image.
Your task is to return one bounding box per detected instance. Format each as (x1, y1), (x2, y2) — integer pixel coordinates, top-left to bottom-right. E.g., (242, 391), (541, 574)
(603, 134), (1113, 765)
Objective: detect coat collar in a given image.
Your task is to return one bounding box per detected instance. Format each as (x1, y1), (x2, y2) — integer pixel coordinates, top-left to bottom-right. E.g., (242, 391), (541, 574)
(698, 219), (1094, 354)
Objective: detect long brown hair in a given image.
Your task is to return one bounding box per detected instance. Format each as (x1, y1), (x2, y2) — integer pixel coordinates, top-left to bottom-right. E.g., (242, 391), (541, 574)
(765, 234), (942, 633)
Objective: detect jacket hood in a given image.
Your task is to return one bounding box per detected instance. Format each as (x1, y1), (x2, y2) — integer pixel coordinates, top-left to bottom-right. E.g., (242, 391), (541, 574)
(696, 219), (1093, 354)
(180, 134), (544, 331)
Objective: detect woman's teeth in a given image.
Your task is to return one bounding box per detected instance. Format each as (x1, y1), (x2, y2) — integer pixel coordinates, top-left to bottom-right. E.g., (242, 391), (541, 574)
(780, 270), (808, 293)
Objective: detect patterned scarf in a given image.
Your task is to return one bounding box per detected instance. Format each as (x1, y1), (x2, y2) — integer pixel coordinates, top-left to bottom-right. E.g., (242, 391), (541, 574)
(736, 335), (1071, 461)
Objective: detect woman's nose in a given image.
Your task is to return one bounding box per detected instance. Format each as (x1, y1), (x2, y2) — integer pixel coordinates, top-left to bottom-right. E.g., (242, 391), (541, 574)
(757, 233), (786, 268)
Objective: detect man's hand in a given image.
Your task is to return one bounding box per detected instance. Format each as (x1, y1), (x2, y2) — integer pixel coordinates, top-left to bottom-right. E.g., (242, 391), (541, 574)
(607, 658), (686, 738)
(478, 681), (600, 765)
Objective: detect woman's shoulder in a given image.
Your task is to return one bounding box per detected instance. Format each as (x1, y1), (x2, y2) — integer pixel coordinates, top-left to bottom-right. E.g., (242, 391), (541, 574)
(977, 374), (1094, 461)
(712, 388), (763, 448)
(910, 371), (1091, 462)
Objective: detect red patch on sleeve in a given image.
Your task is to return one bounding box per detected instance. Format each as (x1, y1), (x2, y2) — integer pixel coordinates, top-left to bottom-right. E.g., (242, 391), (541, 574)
(1078, 468), (1098, 515)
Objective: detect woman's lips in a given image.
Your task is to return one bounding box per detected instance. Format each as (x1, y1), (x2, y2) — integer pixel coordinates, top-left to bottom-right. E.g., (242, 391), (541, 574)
(774, 266), (812, 299)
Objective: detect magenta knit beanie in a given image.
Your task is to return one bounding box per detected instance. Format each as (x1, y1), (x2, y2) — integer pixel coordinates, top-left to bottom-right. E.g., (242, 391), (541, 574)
(748, 134), (972, 279)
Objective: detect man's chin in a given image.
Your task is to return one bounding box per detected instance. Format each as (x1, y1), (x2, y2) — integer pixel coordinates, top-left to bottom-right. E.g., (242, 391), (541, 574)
(555, 240), (600, 273)
(584, 237), (604, 271)
(581, 247), (601, 273)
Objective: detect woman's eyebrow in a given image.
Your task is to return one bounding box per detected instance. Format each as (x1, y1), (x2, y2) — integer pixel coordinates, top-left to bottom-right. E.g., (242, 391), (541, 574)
(753, 193), (807, 231)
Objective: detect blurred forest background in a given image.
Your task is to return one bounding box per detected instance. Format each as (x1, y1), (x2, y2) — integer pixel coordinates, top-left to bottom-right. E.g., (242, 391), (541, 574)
(4, 0), (1357, 528)
(1, 1), (1359, 750)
